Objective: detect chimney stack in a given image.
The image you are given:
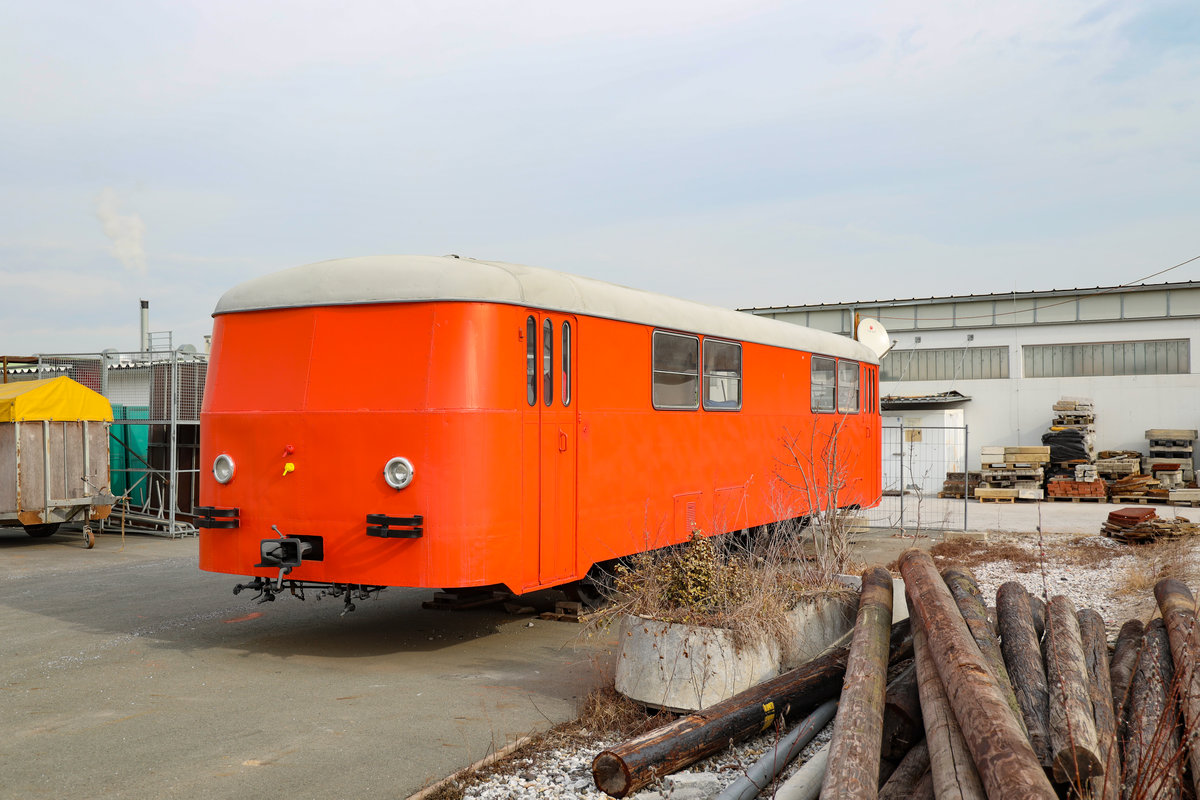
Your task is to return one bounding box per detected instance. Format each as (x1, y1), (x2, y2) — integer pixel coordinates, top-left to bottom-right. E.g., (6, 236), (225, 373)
(140, 299), (150, 353)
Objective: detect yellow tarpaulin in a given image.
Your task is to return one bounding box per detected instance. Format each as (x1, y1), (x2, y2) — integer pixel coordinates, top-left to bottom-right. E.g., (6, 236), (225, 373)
(0, 376), (114, 422)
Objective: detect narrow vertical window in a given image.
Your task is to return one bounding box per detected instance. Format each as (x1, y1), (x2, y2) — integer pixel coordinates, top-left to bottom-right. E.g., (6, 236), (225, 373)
(811, 356), (836, 413)
(561, 321), (571, 406)
(526, 316), (537, 406)
(542, 318), (553, 406)
(838, 360), (860, 413)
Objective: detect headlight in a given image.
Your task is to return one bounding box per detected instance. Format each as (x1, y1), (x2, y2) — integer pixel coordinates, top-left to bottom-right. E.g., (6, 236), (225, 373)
(383, 457), (414, 490)
(213, 454), (236, 484)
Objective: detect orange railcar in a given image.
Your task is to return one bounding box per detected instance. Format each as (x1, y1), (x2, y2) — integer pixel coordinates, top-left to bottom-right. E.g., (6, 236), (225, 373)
(197, 255), (881, 603)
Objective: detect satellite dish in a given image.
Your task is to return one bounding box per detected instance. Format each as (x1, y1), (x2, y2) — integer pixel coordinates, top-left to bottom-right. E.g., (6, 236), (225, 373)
(856, 318), (892, 358)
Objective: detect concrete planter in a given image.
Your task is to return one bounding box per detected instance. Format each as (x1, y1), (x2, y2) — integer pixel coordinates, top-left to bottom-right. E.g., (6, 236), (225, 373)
(614, 592), (858, 713)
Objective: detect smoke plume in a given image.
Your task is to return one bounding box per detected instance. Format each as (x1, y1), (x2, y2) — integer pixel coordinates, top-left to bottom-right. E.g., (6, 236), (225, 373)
(94, 188), (147, 274)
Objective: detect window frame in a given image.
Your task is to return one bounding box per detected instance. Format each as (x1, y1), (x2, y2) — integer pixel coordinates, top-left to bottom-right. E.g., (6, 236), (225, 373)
(651, 330), (701, 411)
(837, 359), (860, 414)
(561, 321), (571, 407)
(525, 315), (537, 406)
(542, 318), (553, 407)
(702, 338), (743, 412)
(811, 355), (837, 413)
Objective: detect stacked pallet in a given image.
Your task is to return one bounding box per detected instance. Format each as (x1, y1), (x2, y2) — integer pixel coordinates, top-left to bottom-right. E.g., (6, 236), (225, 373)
(978, 446), (1049, 501)
(939, 471), (981, 499)
(1144, 428), (1197, 482)
(1095, 450), (1141, 479)
(1102, 507), (1200, 543)
(1046, 397), (1096, 461)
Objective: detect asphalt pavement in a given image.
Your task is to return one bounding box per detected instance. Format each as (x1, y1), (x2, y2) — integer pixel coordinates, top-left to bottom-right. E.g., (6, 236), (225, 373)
(0, 529), (613, 799)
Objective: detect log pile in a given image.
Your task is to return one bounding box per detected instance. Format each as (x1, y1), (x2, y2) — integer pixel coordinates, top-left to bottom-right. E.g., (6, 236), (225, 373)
(1102, 507), (1200, 543)
(592, 559), (1200, 799)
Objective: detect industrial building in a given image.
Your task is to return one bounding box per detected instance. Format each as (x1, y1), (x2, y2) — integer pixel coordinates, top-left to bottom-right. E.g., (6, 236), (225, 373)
(745, 281), (1200, 476)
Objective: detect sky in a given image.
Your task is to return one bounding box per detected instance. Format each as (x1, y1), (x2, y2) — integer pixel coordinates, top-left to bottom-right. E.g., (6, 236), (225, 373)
(1, 0), (1197, 354)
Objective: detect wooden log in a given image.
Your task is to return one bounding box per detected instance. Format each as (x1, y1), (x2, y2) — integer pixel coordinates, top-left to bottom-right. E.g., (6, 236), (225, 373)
(996, 581), (1052, 766)
(942, 569), (1028, 737)
(910, 606), (985, 800)
(1029, 594), (1046, 640)
(1154, 577), (1200, 799)
(1079, 608), (1121, 800)
(591, 616), (912, 797)
(1110, 619), (1144, 726)
(899, 549), (1055, 799)
(908, 769), (934, 800)
(881, 662), (922, 761)
(821, 566), (894, 800)
(877, 739), (930, 800)
(1124, 619), (1182, 800)
(1044, 595), (1103, 784)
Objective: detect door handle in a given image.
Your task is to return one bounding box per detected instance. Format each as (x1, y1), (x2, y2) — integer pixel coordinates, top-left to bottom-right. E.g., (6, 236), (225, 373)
(558, 430), (568, 452)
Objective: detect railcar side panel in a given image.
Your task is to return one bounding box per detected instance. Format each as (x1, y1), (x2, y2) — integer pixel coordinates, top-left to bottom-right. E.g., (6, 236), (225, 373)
(200, 297), (881, 594)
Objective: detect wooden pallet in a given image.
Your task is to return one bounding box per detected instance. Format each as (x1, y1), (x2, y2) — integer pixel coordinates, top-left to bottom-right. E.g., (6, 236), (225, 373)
(539, 601), (584, 623)
(1110, 495), (1168, 505)
(978, 496), (1016, 504)
(937, 492), (969, 499)
(1045, 496), (1105, 503)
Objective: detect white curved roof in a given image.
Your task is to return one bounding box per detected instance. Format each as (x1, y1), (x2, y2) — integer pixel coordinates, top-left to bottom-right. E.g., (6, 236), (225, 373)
(214, 255), (876, 362)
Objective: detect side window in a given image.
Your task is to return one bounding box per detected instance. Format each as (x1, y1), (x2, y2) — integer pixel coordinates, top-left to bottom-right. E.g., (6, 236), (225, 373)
(703, 339), (742, 411)
(811, 356), (836, 413)
(542, 318), (553, 407)
(652, 331), (699, 410)
(526, 316), (537, 406)
(838, 360), (860, 413)
(561, 321), (571, 407)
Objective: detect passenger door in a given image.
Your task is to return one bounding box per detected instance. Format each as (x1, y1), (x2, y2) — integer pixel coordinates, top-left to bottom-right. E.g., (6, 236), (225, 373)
(525, 312), (578, 585)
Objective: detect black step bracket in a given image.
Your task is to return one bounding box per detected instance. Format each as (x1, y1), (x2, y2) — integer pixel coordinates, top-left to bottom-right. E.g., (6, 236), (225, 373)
(196, 506), (240, 529)
(366, 514), (423, 539)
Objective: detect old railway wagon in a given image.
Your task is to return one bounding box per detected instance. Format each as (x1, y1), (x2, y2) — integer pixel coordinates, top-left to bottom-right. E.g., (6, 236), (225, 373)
(197, 255), (882, 603)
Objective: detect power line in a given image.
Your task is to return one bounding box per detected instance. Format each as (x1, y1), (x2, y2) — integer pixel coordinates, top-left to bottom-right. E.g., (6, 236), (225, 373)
(870, 252), (1200, 322)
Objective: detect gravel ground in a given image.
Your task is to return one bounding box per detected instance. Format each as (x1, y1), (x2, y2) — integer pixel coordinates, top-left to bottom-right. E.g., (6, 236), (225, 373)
(452, 531), (1200, 800)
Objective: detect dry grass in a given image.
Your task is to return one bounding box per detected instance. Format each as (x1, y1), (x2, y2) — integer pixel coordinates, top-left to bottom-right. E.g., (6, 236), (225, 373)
(1115, 538), (1198, 599)
(589, 528), (856, 650)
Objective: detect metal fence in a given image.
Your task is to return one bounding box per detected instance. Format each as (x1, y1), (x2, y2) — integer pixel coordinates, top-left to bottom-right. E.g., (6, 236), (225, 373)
(860, 423), (970, 534)
(19, 350), (207, 537)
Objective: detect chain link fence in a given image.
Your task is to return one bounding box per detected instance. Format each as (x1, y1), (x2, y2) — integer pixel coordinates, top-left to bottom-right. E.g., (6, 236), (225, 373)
(860, 423), (970, 534)
(20, 351), (207, 537)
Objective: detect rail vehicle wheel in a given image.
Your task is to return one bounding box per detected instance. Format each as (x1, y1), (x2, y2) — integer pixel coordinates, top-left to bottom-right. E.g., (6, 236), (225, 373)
(22, 523), (60, 538)
(82, 526), (96, 549)
(575, 562), (618, 610)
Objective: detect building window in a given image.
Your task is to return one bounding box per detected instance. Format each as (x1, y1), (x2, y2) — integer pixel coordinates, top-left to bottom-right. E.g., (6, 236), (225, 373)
(838, 360), (860, 413)
(811, 356), (836, 412)
(880, 346), (1009, 381)
(703, 339), (742, 410)
(1023, 339), (1190, 378)
(652, 331), (699, 409)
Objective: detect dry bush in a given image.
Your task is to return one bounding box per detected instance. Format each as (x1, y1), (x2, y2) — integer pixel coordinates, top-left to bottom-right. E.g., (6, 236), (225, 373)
(589, 527), (855, 650)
